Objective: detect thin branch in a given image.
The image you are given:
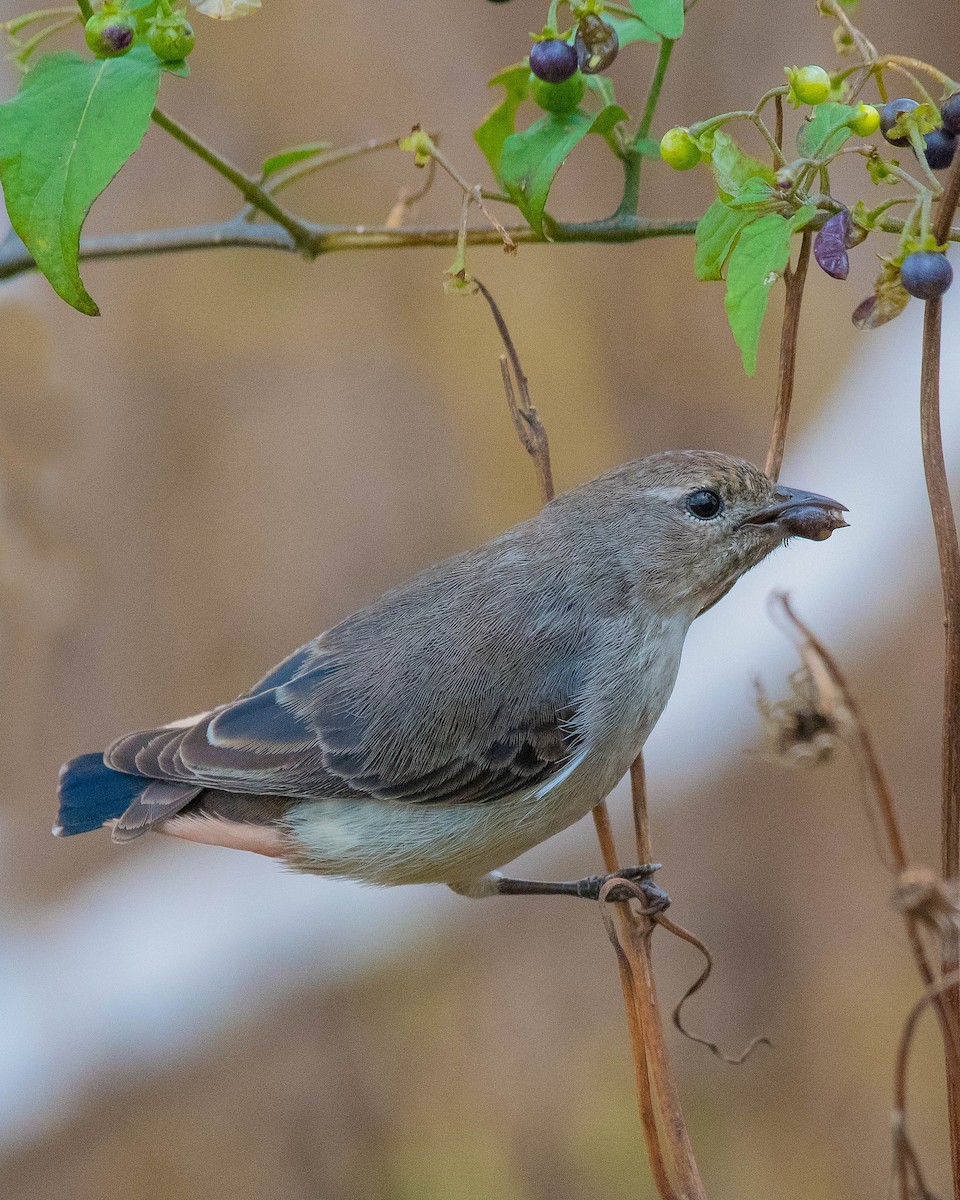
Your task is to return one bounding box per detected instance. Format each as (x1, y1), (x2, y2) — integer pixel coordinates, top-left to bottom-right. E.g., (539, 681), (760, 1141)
(628, 758), (709, 1200)
(148, 109), (312, 249)
(764, 229), (812, 481)
(474, 277), (705, 1200)
(0, 215), (702, 287)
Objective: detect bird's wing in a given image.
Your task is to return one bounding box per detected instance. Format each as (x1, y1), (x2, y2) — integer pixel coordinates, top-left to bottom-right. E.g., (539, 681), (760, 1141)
(106, 542), (601, 807)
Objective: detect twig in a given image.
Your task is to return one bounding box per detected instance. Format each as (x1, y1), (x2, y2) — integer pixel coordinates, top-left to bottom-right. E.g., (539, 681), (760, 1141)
(764, 229), (812, 481)
(629, 758), (709, 1200)
(0, 215), (702, 287)
(771, 595), (960, 1185)
(920, 144), (960, 1200)
(149, 109), (312, 250)
(893, 969), (960, 1200)
(474, 276), (705, 1200)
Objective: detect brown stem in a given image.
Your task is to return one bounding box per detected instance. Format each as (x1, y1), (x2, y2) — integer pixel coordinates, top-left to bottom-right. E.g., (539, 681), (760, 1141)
(919, 291), (960, 1200)
(476, 276), (703, 1200)
(629, 760), (708, 1200)
(922, 148), (960, 1200)
(773, 595), (960, 1193)
(764, 230), (812, 481)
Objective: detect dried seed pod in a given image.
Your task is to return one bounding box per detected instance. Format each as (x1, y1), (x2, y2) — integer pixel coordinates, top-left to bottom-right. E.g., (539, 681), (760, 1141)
(852, 261), (910, 328)
(814, 210), (852, 280)
(755, 667), (839, 768)
(574, 13), (618, 74)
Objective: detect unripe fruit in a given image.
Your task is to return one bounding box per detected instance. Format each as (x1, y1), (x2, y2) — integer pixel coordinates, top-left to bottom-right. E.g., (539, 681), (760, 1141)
(574, 13), (618, 75)
(148, 14), (195, 61)
(900, 251), (953, 299)
(850, 103), (880, 137)
(529, 38), (578, 84)
(791, 65), (831, 106)
(921, 127), (957, 170)
(942, 92), (960, 136)
(84, 10), (135, 57)
(529, 70), (585, 113)
(659, 127), (701, 170)
(880, 97), (919, 146)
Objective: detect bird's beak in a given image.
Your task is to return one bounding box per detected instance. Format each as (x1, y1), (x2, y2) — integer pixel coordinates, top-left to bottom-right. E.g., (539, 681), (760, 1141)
(742, 485), (849, 542)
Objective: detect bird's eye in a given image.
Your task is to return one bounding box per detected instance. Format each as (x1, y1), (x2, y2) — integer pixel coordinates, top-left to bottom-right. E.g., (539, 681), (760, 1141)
(686, 489), (723, 520)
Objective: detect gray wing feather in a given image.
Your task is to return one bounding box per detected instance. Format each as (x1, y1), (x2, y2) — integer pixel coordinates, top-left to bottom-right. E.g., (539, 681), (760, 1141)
(104, 523), (619, 807)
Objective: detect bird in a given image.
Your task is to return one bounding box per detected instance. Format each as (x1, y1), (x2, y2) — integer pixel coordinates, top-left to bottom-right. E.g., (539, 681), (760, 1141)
(55, 450), (847, 902)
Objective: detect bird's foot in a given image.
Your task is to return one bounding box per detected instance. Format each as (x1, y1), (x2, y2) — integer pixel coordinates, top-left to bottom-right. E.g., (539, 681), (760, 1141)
(451, 862), (669, 908)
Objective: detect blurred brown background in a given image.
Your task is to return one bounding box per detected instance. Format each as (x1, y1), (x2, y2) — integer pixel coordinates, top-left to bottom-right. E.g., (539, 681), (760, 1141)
(1, 0), (959, 1196)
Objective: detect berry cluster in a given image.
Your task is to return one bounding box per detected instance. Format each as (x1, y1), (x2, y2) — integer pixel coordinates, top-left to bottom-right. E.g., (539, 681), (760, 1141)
(879, 95), (960, 171)
(527, 11), (619, 114)
(84, 1), (194, 63)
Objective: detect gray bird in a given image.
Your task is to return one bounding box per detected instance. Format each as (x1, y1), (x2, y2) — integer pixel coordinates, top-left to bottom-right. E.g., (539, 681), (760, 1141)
(55, 451), (846, 901)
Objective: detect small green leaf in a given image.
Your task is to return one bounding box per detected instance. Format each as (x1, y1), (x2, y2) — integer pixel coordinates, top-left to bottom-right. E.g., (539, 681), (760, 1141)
(635, 137), (660, 158)
(694, 198), (752, 281)
(500, 104), (627, 236)
(261, 141), (332, 179)
(723, 205), (816, 374)
(0, 48), (161, 315)
(601, 13), (658, 46)
(473, 63), (530, 184)
(723, 176), (778, 210)
(795, 101), (858, 158)
(161, 58), (190, 77)
(629, 0), (683, 39)
(704, 129), (774, 198)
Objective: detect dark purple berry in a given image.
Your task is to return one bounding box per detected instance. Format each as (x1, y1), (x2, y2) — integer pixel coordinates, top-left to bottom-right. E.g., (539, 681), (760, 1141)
(529, 38), (579, 84)
(880, 97), (919, 147)
(942, 92), (960, 136)
(574, 13), (618, 74)
(920, 127), (957, 170)
(814, 210), (852, 280)
(900, 251), (953, 299)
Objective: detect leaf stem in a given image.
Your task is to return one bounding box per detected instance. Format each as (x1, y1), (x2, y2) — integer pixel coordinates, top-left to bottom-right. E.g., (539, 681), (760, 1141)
(636, 37), (675, 145)
(148, 108), (313, 249)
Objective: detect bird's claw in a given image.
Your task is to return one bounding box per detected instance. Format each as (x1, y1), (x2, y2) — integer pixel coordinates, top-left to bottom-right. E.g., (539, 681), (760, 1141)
(577, 863), (671, 910)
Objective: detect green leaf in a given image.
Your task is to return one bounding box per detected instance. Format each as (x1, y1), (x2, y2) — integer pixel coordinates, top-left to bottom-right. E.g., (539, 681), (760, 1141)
(723, 205), (816, 375)
(629, 0), (683, 38)
(723, 176), (777, 210)
(635, 137), (660, 158)
(161, 58), (190, 78)
(0, 48), (161, 315)
(261, 141), (332, 179)
(601, 13), (659, 46)
(694, 198), (752, 281)
(795, 101), (858, 159)
(500, 104), (627, 236)
(473, 63), (530, 185)
(704, 129), (774, 198)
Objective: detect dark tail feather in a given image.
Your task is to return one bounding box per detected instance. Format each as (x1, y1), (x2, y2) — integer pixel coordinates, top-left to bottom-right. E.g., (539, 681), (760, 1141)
(55, 754), (148, 837)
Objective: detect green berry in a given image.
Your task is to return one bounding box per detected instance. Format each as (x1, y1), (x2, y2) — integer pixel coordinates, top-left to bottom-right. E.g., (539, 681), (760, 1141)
(148, 12), (195, 61)
(850, 103), (880, 137)
(789, 65), (831, 107)
(659, 127), (701, 171)
(84, 9), (135, 58)
(529, 70), (585, 114)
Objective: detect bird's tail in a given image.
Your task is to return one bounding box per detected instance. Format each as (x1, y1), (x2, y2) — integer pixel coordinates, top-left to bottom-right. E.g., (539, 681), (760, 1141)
(54, 754), (148, 837)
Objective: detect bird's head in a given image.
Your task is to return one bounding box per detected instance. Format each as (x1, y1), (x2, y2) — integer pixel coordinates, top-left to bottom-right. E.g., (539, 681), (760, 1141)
(560, 450), (848, 616)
